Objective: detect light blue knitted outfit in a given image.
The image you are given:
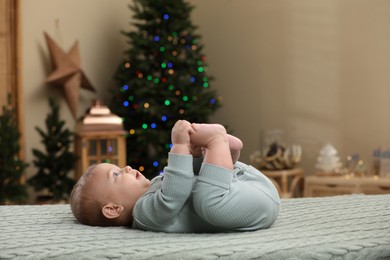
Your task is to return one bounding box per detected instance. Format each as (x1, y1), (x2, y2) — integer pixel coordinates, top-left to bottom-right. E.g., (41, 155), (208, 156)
(132, 153), (280, 233)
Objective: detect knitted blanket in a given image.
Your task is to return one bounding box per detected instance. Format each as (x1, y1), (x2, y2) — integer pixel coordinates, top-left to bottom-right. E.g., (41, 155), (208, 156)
(1, 194), (389, 259)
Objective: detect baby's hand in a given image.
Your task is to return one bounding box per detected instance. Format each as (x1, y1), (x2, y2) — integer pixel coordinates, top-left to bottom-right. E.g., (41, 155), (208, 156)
(171, 120), (194, 145)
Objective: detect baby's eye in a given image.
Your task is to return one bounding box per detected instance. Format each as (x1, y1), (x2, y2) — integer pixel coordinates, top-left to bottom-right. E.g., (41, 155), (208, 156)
(113, 172), (120, 177)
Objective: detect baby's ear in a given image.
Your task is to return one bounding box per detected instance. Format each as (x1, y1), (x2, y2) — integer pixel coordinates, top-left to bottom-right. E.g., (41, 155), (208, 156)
(102, 203), (124, 219)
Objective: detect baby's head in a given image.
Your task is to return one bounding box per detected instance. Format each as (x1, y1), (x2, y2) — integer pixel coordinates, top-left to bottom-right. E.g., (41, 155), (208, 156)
(70, 163), (151, 226)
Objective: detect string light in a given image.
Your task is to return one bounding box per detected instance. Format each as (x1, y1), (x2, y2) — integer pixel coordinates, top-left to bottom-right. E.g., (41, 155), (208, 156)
(129, 129), (135, 135)
(121, 85), (128, 92)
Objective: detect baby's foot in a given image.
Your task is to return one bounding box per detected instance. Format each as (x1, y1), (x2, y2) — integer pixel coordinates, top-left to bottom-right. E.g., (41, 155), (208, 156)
(227, 134), (243, 153)
(189, 144), (203, 157)
(227, 134), (243, 163)
(190, 123), (227, 147)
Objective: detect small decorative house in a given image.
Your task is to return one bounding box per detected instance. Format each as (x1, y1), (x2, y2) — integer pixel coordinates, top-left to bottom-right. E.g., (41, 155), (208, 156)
(74, 100), (126, 180)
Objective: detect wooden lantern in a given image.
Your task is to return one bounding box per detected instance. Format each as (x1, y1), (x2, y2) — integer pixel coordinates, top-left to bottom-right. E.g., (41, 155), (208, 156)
(74, 100), (126, 180)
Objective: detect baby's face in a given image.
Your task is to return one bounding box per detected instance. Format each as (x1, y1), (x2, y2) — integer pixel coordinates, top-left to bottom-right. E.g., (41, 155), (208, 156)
(89, 163), (151, 208)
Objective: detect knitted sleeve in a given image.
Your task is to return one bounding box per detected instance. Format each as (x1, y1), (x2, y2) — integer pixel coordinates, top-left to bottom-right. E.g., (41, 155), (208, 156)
(132, 153), (194, 229)
(192, 163), (280, 231)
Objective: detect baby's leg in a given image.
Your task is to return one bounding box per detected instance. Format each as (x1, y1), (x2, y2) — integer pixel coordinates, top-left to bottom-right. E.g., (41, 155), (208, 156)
(191, 123), (233, 170)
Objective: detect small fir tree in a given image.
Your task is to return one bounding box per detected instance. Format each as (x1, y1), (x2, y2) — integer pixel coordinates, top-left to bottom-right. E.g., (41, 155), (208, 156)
(28, 97), (76, 201)
(0, 101), (28, 204)
(110, 0), (221, 178)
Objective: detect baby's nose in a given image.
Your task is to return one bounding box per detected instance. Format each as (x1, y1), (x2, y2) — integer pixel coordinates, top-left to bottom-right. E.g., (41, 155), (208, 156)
(123, 166), (132, 173)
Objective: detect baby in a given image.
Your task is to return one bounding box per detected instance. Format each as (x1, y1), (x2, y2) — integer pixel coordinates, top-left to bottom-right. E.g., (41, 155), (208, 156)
(70, 120), (280, 232)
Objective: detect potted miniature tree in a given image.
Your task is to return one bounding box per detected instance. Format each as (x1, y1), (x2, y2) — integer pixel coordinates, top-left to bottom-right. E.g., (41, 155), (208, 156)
(28, 97), (76, 203)
(0, 98), (28, 204)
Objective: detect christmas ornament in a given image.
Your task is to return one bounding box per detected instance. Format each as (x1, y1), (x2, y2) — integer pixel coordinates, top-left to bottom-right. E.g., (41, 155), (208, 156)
(44, 32), (95, 118)
(316, 143), (341, 174)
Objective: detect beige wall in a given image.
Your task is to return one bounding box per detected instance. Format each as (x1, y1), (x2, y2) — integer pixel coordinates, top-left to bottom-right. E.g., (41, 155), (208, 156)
(21, 0), (390, 185)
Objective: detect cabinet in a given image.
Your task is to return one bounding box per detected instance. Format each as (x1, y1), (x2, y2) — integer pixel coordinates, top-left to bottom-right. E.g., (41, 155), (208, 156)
(304, 175), (390, 197)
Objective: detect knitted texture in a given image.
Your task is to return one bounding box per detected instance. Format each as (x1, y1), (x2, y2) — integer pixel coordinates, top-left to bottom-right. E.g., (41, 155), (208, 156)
(1, 194), (389, 259)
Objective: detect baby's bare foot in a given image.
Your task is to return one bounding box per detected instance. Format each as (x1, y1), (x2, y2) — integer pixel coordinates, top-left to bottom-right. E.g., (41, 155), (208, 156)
(227, 134), (243, 152)
(190, 123), (227, 147)
(227, 134), (243, 163)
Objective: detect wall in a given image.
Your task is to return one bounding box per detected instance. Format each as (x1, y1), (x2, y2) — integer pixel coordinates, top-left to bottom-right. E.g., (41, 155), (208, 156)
(191, 0), (390, 175)
(21, 0), (390, 192)
(21, 0), (131, 185)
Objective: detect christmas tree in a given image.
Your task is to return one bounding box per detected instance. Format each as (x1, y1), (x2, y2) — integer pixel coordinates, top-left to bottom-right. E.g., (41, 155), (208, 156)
(109, 0), (221, 178)
(0, 101), (28, 204)
(28, 97), (76, 201)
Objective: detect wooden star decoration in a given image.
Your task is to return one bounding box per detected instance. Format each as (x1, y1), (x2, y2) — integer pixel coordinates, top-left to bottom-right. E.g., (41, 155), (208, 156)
(44, 32), (96, 118)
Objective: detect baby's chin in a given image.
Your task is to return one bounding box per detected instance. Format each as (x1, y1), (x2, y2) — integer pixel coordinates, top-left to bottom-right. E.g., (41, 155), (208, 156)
(140, 176), (151, 188)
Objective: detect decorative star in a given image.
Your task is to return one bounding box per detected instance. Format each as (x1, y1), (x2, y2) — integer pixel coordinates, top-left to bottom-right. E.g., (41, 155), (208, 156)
(44, 32), (96, 118)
